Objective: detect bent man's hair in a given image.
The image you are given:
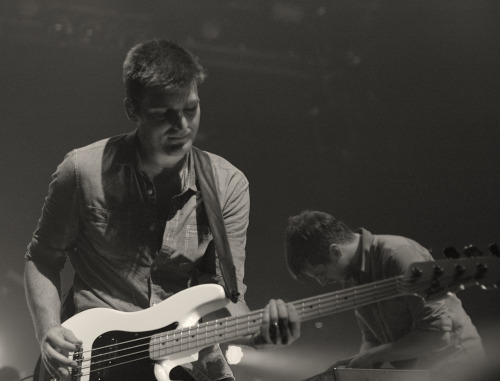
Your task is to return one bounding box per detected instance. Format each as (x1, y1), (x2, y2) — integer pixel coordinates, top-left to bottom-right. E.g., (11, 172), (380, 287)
(285, 210), (355, 280)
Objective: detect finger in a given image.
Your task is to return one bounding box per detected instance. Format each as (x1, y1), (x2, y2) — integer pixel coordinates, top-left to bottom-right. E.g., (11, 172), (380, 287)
(57, 365), (71, 379)
(331, 358), (351, 368)
(43, 357), (60, 381)
(275, 300), (290, 344)
(43, 356), (70, 381)
(44, 342), (78, 370)
(267, 300), (280, 344)
(260, 303), (272, 344)
(271, 320), (280, 344)
(286, 303), (301, 341)
(347, 357), (362, 368)
(62, 329), (83, 346)
(48, 332), (81, 353)
(44, 354), (73, 381)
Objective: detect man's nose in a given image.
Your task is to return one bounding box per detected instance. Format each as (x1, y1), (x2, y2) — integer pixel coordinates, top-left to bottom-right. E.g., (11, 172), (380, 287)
(169, 111), (188, 129)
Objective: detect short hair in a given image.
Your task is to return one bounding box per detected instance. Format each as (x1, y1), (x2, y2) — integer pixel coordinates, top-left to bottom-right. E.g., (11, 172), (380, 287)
(285, 210), (356, 280)
(123, 39), (206, 108)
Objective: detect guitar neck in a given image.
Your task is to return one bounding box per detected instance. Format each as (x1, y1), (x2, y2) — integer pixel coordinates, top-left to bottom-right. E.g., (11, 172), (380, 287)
(291, 276), (402, 322)
(150, 276), (403, 358)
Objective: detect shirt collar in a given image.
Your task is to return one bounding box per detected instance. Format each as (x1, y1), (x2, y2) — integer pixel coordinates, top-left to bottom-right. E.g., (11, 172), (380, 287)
(183, 149), (198, 193)
(114, 129), (142, 168)
(348, 228), (374, 283)
(115, 128), (198, 193)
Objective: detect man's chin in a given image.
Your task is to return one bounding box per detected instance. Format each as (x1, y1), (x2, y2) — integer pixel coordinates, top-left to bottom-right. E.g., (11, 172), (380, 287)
(163, 140), (192, 156)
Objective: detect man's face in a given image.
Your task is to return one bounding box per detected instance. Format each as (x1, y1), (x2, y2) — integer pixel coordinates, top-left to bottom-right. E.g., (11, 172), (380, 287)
(131, 83), (200, 159)
(303, 253), (347, 287)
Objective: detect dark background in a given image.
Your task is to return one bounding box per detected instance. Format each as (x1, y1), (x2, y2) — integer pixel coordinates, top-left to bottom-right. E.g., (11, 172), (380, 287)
(1, 1), (499, 380)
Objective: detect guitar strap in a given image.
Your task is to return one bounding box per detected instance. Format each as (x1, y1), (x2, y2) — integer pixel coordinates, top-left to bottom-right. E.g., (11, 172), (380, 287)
(192, 147), (240, 304)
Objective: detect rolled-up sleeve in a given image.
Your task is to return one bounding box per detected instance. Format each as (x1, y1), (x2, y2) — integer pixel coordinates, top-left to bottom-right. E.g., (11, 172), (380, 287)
(26, 150), (80, 271)
(384, 246), (453, 333)
(408, 296), (453, 333)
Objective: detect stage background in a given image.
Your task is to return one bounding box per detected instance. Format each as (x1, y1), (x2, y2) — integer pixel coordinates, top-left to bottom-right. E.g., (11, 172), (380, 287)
(0, 1), (499, 380)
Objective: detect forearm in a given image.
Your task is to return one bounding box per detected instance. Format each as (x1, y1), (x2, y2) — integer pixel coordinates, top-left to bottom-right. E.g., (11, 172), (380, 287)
(24, 259), (63, 342)
(366, 329), (449, 364)
(360, 340), (377, 353)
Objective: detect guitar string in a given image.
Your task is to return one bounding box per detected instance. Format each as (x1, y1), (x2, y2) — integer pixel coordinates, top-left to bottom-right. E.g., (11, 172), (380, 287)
(73, 278), (409, 377)
(74, 276), (425, 369)
(83, 282), (398, 369)
(74, 276), (401, 360)
(72, 270), (454, 377)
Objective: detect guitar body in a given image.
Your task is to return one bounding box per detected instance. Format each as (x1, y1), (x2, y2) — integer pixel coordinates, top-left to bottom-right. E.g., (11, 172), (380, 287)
(35, 284), (229, 381)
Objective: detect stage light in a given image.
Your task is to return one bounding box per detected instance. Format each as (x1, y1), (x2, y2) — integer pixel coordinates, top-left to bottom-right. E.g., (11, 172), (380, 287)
(201, 20), (222, 41)
(225, 345), (243, 365)
(46, 14), (74, 46)
(78, 19), (103, 46)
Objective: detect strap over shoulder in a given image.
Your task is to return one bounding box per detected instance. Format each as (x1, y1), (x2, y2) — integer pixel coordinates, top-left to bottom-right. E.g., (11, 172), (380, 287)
(191, 147), (240, 303)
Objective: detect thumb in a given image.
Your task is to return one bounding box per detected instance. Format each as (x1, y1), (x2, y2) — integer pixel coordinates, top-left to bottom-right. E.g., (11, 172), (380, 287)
(328, 358), (351, 370)
(61, 327), (82, 348)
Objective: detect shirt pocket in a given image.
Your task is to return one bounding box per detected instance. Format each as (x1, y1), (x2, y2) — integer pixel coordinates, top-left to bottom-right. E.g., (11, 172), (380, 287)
(85, 206), (140, 261)
(185, 225), (213, 261)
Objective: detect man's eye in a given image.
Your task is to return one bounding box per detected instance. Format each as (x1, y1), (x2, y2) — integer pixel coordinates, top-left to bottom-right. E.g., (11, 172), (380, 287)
(148, 113), (167, 121)
(184, 106), (197, 114)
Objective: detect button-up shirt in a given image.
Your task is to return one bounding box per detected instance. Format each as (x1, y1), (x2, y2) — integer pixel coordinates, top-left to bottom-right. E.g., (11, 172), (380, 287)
(26, 130), (249, 314)
(351, 229), (486, 370)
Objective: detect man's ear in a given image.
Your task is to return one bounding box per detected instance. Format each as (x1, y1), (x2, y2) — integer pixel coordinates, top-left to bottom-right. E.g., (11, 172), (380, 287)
(328, 244), (342, 262)
(124, 98), (137, 122)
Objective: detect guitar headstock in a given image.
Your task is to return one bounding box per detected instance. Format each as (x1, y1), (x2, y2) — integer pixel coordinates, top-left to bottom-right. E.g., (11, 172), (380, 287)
(400, 245), (500, 300)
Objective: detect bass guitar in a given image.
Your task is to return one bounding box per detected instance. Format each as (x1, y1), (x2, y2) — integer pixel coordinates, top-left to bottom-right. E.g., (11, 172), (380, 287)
(34, 256), (500, 381)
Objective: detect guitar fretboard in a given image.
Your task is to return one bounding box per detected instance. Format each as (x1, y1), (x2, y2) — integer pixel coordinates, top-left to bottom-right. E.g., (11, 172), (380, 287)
(149, 276), (406, 358)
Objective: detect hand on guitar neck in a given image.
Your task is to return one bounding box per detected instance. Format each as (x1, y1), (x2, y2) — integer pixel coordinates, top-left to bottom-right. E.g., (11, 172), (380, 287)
(242, 298), (301, 350)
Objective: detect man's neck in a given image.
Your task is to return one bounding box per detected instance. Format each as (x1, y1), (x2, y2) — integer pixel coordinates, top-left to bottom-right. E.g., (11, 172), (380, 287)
(343, 233), (363, 281)
(139, 151), (187, 179)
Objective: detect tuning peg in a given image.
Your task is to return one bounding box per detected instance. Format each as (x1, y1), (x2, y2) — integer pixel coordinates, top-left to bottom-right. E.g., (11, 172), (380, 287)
(489, 243), (500, 257)
(443, 246), (460, 259)
(463, 245), (483, 257)
(475, 262), (488, 280)
(454, 264), (466, 277)
(433, 266), (445, 277)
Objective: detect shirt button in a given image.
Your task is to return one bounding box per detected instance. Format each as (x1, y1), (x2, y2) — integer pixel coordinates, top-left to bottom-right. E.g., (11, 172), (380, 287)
(149, 224), (156, 231)
(147, 188), (154, 195)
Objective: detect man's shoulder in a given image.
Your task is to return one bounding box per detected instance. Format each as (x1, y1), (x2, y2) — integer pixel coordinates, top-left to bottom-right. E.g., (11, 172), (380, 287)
(60, 131), (134, 176)
(201, 150), (249, 183)
(373, 233), (432, 260)
(74, 132), (129, 156)
(374, 234), (414, 247)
